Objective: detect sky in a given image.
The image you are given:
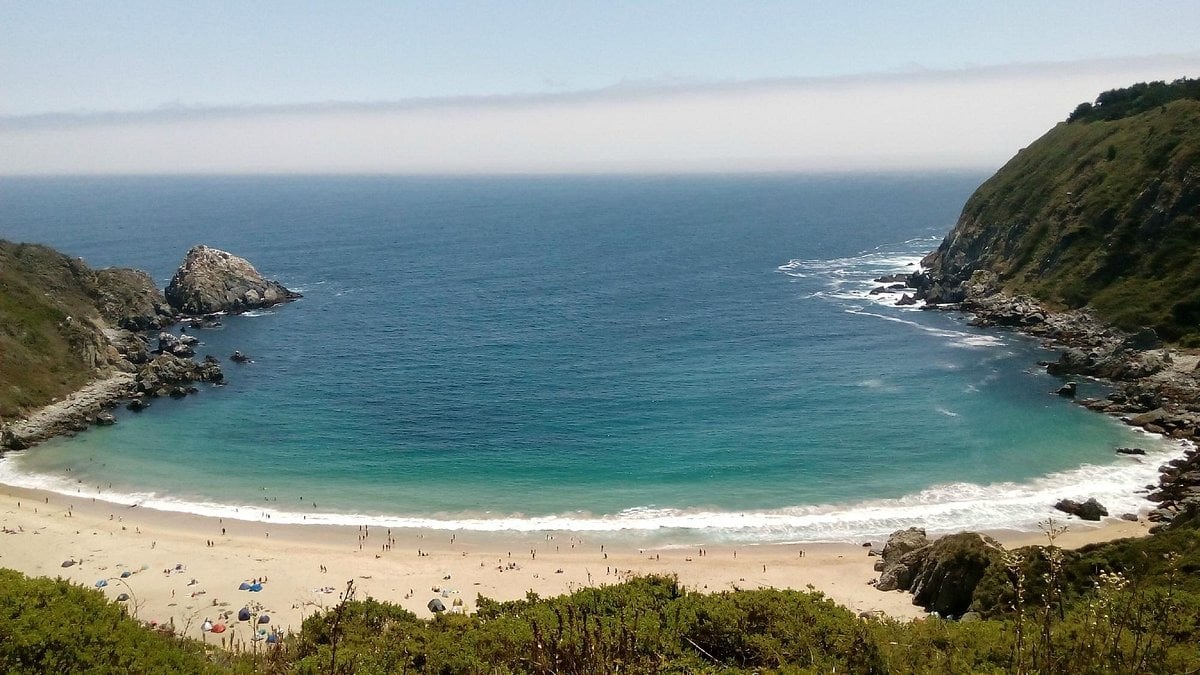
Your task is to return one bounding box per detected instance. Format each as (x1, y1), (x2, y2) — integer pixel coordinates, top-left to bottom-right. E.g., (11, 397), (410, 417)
(1, 1), (1199, 174)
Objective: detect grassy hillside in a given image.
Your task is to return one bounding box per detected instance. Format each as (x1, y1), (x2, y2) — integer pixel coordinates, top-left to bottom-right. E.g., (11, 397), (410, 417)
(0, 241), (171, 420)
(0, 242), (114, 419)
(924, 80), (1200, 343)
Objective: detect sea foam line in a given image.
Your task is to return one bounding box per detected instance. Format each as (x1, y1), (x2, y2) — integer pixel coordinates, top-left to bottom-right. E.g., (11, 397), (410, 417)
(0, 437), (1183, 543)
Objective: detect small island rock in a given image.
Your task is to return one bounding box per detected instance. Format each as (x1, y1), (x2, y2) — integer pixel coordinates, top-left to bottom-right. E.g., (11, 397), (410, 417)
(165, 245), (300, 315)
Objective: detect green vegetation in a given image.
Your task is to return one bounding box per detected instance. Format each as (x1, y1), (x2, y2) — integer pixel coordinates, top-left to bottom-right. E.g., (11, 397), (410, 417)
(5, 517), (1200, 673)
(924, 85), (1200, 343)
(0, 241), (112, 419)
(0, 240), (169, 421)
(1068, 78), (1200, 123)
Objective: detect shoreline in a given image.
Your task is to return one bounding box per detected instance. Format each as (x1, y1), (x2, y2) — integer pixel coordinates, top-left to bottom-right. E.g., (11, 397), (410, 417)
(0, 481), (1150, 647)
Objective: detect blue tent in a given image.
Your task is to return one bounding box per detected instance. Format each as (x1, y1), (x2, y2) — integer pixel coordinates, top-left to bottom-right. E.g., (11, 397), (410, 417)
(238, 582), (251, 590)
(237, 607), (251, 622)
(266, 633), (279, 644)
(120, 571), (132, 578)
(258, 614), (271, 624)
(94, 579), (108, 588)
(249, 583), (263, 592)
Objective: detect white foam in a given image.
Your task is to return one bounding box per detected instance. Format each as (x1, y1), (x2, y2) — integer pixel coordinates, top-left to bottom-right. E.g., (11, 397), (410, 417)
(844, 308), (1004, 348)
(0, 438), (1184, 543)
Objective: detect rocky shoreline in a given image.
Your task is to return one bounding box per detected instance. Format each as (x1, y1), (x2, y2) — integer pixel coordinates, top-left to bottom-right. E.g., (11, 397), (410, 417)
(0, 244), (297, 453)
(905, 269), (1200, 529)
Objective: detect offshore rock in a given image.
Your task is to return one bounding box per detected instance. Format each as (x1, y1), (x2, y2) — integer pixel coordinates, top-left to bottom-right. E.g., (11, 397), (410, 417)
(135, 353), (224, 398)
(165, 245), (300, 315)
(1054, 497), (1109, 521)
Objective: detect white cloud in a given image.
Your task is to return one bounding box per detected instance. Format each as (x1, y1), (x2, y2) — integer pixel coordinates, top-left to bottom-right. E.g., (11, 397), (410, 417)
(2, 55), (1198, 175)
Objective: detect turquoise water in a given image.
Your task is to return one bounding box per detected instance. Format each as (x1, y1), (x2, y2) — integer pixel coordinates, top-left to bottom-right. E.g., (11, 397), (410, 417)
(0, 175), (1175, 542)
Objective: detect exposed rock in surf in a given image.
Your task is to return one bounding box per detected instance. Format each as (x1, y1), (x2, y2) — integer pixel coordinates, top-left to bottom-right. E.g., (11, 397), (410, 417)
(1054, 497), (1109, 521)
(165, 245), (300, 315)
(135, 353), (223, 399)
(1056, 382), (1077, 398)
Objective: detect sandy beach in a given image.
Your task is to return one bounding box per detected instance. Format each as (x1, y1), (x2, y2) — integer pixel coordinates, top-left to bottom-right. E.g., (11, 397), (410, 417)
(0, 481), (1150, 649)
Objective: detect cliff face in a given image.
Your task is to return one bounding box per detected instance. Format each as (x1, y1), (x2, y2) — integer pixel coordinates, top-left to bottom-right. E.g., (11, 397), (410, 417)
(920, 95), (1200, 343)
(0, 241), (169, 418)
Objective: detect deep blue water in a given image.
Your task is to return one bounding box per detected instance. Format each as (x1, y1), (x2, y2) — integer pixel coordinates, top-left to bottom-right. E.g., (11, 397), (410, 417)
(0, 174), (1175, 542)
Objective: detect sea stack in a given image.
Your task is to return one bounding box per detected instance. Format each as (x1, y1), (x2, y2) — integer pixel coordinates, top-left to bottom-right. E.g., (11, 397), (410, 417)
(165, 245), (301, 315)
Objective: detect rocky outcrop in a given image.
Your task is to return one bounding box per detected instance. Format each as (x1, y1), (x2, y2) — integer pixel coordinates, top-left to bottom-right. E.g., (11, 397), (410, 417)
(134, 354), (223, 399)
(1054, 497), (1109, 521)
(914, 93), (1200, 343)
(165, 245), (300, 315)
(874, 527), (930, 591)
(89, 268), (175, 331)
(875, 530), (1003, 618)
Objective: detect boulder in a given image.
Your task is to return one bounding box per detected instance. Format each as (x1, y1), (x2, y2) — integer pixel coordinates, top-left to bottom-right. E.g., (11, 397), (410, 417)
(1116, 447), (1146, 456)
(1056, 382), (1077, 398)
(1054, 497), (1109, 521)
(165, 245), (300, 315)
(906, 533), (1003, 618)
(875, 527), (929, 591)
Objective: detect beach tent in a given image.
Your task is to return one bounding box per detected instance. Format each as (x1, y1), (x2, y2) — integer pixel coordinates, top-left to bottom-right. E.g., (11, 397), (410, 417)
(238, 607), (251, 622)
(238, 582), (251, 590)
(116, 593), (130, 602)
(202, 620), (213, 632)
(258, 614), (271, 624)
(266, 633), (279, 644)
(94, 579), (108, 588)
(120, 570), (132, 578)
(211, 623), (227, 634)
(427, 598), (446, 613)
(249, 582), (263, 592)
(61, 560), (76, 568)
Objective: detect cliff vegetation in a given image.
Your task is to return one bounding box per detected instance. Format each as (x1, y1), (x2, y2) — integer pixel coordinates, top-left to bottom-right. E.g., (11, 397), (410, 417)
(921, 78), (1200, 343)
(0, 241), (170, 420)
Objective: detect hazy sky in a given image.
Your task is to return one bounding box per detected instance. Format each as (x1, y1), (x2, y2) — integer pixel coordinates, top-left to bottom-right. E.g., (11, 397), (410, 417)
(2, 1), (1198, 174)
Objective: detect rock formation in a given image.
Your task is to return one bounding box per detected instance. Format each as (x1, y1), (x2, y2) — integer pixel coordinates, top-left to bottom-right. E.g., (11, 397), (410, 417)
(1053, 497), (1109, 521)
(875, 529), (1003, 618)
(165, 245), (300, 315)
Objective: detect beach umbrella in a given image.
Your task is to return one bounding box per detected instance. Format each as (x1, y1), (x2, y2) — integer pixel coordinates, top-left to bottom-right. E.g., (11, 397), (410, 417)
(238, 607), (251, 622)
(238, 582), (251, 590)
(120, 570), (132, 578)
(427, 598), (446, 613)
(116, 593), (130, 602)
(211, 623), (227, 634)
(258, 614), (271, 624)
(61, 559), (76, 568)
(94, 579), (108, 588)
(249, 583), (263, 592)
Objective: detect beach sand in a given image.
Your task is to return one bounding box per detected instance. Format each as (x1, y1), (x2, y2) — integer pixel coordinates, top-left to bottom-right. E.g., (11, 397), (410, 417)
(0, 482), (1150, 648)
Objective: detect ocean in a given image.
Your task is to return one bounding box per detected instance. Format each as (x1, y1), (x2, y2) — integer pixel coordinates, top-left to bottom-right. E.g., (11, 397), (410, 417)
(0, 174), (1177, 543)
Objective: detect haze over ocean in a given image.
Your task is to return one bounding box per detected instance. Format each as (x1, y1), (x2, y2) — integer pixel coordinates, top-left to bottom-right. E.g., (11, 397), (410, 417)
(0, 174), (1176, 542)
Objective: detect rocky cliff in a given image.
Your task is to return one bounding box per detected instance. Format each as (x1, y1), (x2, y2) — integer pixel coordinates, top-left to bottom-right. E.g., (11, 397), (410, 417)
(165, 245), (300, 315)
(0, 241), (169, 419)
(916, 79), (1200, 343)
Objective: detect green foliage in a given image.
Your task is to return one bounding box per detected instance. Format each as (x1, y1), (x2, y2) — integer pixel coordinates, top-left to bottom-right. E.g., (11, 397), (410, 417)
(1067, 78), (1200, 123)
(0, 568), (216, 674)
(928, 95), (1200, 341)
(0, 241), (109, 419)
(6, 521), (1200, 674)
